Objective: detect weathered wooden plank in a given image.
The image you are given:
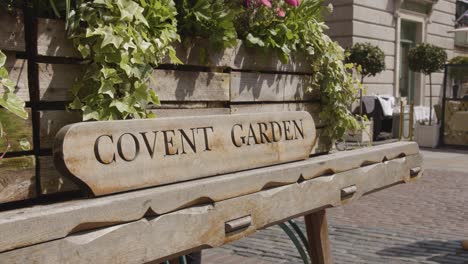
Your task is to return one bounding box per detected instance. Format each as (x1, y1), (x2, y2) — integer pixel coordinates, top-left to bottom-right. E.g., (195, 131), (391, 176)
(0, 156), (36, 204)
(0, 10), (25, 52)
(0, 108), (33, 153)
(305, 210), (333, 264)
(34, 18), (312, 73)
(38, 63), (82, 101)
(39, 156), (79, 195)
(38, 64), (230, 102)
(0, 51), (29, 101)
(37, 18), (80, 58)
(230, 72), (319, 102)
(0, 142), (420, 253)
(39, 108), (230, 150)
(151, 108), (230, 117)
(54, 112), (316, 196)
(0, 154), (421, 263)
(39, 111), (81, 149)
(230, 103), (323, 127)
(150, 70), (230, 102)
(171, 40), (311, 72)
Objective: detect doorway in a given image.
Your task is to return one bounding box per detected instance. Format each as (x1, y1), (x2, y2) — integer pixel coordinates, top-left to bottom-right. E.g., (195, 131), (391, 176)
(399, 20), (422, 104)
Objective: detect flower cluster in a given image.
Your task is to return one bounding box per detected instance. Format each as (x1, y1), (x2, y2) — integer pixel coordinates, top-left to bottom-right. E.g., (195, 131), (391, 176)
(243, 0), (300, 17)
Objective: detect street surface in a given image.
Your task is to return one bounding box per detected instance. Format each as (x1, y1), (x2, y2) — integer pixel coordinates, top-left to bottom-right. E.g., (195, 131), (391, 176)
(203, 147), (468, 264)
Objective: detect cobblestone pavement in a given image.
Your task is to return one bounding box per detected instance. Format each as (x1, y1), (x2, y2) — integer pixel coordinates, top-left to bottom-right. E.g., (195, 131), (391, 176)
(202, 148), (468, 263)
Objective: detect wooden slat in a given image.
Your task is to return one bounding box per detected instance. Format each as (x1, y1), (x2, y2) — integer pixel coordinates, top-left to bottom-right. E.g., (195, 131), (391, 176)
(0, 10), (25, 52)
(0, 108), (33, 153)
(39, 110), (81, 149)
(39, 156), (79, 195)
(37, 18), (80, 58)
(230, 72), (319, 102)
(151, 108), (230, 117)
(0, 153), (422, 262)
(0, 142), (420, 253)
(0, 51), (29, 101)
(34, 19), (312, 73)
(38, 63), (82, 101)
(172, 40), (311, 72)
(0, 156), (36, 204)
(150, 70), (230, 102)
(230, 103), (323, 127)
(38, 65), (230, 102)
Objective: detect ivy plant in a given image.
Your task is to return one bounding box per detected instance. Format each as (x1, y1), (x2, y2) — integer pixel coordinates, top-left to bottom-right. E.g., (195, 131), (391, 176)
(175, 0), (241, 50)
(67, 0), (181, 121)
(0, 50), (28, 157)
(237, 0), (362, 140)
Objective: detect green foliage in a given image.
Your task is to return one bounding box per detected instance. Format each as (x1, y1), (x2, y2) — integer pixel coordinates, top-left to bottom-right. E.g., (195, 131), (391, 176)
(346, 42), (385, 81)
(449, 56), (468, 65)
(0, 51), (27, 120)
(448, 56), (468, 82)
(67, 0), (181, 121)
(237, 0), (362, 140)
(408, 43), (447, 75)
(175, 0), (240, 50)
(408, 43), (446, 126)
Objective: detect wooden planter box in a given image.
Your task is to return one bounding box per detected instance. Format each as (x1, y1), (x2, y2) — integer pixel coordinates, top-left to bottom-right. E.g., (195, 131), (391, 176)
(0, 12), (330, 205)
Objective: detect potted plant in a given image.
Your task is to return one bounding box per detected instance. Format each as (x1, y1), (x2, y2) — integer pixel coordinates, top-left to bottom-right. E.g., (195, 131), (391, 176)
(408, 43), (447, 148)
(344, 42), (386, 143)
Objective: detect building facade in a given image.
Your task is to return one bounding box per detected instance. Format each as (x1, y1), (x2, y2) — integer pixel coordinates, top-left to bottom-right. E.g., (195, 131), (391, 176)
(325, 0), (468, 107)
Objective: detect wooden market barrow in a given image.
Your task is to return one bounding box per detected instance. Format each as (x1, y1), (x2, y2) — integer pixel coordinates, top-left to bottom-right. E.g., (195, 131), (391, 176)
(0, 111), (422, 263)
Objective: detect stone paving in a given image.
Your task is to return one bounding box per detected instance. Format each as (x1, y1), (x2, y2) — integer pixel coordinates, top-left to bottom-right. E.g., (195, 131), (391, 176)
(202, 148), (468, 263)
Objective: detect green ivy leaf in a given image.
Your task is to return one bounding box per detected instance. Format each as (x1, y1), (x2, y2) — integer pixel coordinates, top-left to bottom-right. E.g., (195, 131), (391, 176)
(0, 93), (28, 120)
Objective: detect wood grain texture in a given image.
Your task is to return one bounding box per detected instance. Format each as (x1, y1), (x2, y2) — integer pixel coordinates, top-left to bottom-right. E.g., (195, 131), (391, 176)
(0, 51), (29, 101)
(150, 70), (230, 102)
(38, 63), (83, 101)
(0, 156), (36, 204)
(39, 111), (82, 149)
(37, 18), (80, 58)
(305, 210), (333, 264)
(39, 156), (79, 195)
(54, 112), (316, 196)
(230, 72), (319, 102)
(230, 103), (323, 127)
(170, 40), (311, 72)
(0, 142), (421, 254)
(0, 153), (422, 263)
(0, 10), (25, 52)
(33, 18), (311, 73)
(38, 65), (230, 102)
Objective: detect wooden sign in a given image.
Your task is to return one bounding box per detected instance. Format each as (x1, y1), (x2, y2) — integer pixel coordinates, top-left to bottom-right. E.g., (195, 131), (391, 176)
(54, 112), (316, 196)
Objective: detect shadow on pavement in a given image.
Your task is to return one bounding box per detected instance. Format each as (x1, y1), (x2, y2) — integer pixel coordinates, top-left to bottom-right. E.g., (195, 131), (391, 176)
(376, 240), (468, 264)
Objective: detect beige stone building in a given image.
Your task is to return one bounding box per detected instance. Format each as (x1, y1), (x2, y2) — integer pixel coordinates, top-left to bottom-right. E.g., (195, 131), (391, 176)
(325, 0), (468, 107)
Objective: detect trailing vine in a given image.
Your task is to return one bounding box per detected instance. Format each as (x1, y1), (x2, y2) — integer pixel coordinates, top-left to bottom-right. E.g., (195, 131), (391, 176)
(66, 0), (181, 120)
(0, 50), (28, 157)
(175, 0), (241, 50)
(237, 0), (362, 140)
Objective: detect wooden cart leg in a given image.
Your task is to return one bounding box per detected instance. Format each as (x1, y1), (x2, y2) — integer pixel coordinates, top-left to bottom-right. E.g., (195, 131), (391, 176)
(304, 209), (333, 264)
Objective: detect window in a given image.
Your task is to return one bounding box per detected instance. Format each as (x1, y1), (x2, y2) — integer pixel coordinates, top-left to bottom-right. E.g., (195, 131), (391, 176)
(456, 0), (468, 27)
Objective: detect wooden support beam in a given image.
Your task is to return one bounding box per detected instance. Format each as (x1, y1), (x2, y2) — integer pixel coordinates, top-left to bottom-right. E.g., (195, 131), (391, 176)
(305, 210), (332, 264)
(0, 151), (422, 261)
(0, 142), (421, 254)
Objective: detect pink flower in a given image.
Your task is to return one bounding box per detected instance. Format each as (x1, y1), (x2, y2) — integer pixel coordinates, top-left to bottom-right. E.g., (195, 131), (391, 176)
(277, 7), (285, 17)
(285, 0), (300, 6)
(260, 0), (272, 8)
